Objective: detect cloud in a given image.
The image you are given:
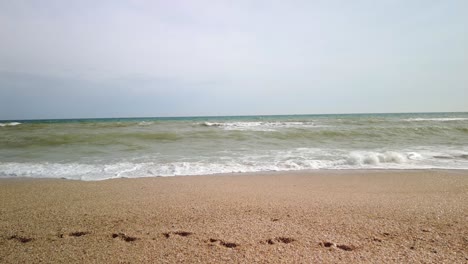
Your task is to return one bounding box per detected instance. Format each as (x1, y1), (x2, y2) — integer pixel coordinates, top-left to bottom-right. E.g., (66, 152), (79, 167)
(0, 1), (467, 119)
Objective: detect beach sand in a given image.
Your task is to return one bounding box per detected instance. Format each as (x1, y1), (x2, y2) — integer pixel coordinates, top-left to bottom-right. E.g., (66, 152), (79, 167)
(1, 170), (467, 263)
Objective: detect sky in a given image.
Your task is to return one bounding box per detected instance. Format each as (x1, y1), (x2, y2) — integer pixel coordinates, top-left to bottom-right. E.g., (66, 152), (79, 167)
(0, 0), (467, 120)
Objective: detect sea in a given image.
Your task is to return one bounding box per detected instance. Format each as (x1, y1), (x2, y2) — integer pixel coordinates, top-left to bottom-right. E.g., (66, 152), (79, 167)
(1, 112), (467, 181)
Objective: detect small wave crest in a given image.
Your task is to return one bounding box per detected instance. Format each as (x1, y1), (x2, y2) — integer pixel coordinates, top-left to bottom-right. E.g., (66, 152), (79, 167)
(137, 121), (153, 126)
(201, 122), (223, 127)
(200, 121), (318, 131)
(346, 151), (408, 165)
(404, 118), (468, 122)
(0, 122), (21, 127)
(343, 150), (468, 169)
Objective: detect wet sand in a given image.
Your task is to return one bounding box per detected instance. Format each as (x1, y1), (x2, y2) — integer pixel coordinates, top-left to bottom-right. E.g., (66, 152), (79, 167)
(1, 170), (467, 263)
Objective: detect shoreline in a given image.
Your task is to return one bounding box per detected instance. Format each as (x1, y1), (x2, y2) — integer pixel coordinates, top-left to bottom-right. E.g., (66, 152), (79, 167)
(2, 168), (468, 182)
(1, 170), (467, 263)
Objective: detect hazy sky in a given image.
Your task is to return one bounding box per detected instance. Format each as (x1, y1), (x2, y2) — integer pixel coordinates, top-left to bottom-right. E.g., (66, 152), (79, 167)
(1, 0), (467, 119)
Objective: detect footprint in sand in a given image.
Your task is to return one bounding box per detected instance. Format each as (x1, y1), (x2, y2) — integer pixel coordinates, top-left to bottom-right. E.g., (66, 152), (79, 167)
(207, 238), (238, 248)
(162, 231), (193, 238)
(69, 231), (89, 237)
(319, 241), (356, 251)
(112, 233), (139, 242)
(262, 237), (296, 245)
(8, 235), (33, 243)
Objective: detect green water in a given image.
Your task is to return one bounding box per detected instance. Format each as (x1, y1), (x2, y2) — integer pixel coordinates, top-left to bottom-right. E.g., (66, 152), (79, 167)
(1, 112), (467, 180)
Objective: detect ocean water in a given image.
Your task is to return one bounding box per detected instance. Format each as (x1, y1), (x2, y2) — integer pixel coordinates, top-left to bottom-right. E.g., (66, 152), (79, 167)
(1, 112), (467, 180)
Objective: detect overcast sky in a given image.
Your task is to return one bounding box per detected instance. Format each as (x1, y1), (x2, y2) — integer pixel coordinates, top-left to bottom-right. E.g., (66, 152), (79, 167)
(1, 0), (467, 119)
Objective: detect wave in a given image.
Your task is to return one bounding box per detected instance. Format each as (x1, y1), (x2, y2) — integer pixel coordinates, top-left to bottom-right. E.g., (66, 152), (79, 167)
(1, 148), (467, 180)
(0, 132), (180, 148)
(404, 118), (468, 122)
(201, 121), (318, 131)
(0, 122), (21, 127)
(2, 124), (466, 149)
(138, 121), (154, 126)
(346, 151), (410, 165)
(201, 122), (223, 127)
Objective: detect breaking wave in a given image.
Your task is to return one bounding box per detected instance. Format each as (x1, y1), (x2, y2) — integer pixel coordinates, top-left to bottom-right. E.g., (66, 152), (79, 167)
(1, 148), (467, 181)
(201, 121), (319, 131)
(405, 118), (468, 122)
(1, 113), (467, 181)
(0, 122), (21, 127)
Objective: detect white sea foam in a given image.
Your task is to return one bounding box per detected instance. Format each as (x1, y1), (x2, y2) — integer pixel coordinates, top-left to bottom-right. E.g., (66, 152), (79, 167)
(407, 152), (423, 160)
(346, 151), (407, 165)
(0, 122), (21, 127)
(1, 148), (467, 181)
(2, 113), (467, 181)
(0, 160), (334, 181)
(201, 121), (318, 131)
(202, 122), (223, 127)
(404, 118), (468, 122)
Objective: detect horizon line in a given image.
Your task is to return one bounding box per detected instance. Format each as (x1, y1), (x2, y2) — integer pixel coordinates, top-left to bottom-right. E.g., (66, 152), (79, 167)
(1, 111), (467, 122)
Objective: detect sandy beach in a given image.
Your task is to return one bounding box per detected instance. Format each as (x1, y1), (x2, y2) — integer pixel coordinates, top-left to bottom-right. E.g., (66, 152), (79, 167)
(1, 170), (467, 263)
